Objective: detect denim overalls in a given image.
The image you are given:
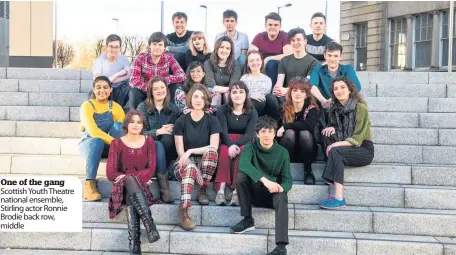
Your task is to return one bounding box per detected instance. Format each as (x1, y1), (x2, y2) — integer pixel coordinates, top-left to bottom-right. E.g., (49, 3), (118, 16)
(79, 100), (123, 179)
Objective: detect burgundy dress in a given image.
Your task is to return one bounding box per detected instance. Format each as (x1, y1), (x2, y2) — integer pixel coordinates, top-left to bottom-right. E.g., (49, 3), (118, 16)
(106, 136), (161, 218)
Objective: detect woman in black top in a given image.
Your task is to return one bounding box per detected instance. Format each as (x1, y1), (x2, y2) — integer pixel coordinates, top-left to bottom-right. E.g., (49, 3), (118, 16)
(215, 81), (258, 206)
(172, 84), (221, 231)
(137, 76), (179, 203)
(185, 31), (211, 67)
(277, 77), (319, 185)
(175, 61), (221, 114)
(204, 36), (242, 104)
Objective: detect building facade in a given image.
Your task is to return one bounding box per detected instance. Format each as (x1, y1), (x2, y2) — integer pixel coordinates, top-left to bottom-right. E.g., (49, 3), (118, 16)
(340, 1), (456, 71)
(0, 1), (53, 68)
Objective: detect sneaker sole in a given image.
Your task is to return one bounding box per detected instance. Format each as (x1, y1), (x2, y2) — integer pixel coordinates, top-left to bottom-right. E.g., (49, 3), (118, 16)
(216, 201), (226, 206)
(319, 205), (346, 210)
(230, 226), (255, 234)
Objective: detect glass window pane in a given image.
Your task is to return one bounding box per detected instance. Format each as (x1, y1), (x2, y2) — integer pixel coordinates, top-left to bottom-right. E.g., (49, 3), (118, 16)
(421, 27), (427, 40)
(415, 27), (421, 41)
(415, 41), (432, 67)
(443, 24), (449, 39)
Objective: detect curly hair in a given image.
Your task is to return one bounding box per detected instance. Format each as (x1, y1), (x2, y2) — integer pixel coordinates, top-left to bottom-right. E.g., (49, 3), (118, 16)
(330, 77), (365, 104)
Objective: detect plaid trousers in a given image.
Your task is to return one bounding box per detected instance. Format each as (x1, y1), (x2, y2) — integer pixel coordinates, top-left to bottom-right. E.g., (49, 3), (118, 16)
(173, 147), (218, 207)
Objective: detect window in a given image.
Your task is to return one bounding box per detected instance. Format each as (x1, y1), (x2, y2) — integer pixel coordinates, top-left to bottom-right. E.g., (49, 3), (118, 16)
(441, 11), (456, 67)
(0, 1), (8, 19)
(390, 18), (407, 69)
(414, 13), (433, 68)
(355, 23), (367, 71)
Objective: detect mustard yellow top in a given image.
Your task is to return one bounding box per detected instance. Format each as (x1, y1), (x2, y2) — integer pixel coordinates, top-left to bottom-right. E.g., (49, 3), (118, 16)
(80, 99), (125, 144)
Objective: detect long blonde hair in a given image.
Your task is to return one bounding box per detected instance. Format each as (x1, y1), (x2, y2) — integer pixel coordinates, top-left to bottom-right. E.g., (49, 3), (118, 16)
(189, 31), (211, 56)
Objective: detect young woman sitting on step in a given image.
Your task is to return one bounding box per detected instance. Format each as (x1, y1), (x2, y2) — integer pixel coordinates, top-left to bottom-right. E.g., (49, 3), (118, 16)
(106, 110), (161, 254)
(79, 76), (124, 201)
(320, 77), (374, 209)
(137, 76), (179, 203)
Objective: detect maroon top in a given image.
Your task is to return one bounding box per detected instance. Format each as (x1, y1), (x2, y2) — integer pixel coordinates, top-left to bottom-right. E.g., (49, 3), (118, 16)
(106, 136), (156, 183)
(106, 136), (160, 218)
(251, 31), (289, 58)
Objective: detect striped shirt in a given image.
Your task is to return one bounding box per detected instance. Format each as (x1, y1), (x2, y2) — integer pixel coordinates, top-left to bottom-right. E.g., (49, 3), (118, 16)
(305, 34), (333, 62)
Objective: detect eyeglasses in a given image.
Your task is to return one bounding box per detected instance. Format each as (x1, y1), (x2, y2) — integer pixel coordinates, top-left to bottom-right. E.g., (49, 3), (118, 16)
(107, 45), (121, 49)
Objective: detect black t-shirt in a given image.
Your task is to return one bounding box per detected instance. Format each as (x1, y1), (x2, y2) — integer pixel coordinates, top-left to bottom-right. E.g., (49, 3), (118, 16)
(216, 104), (258, 147)
(306, 34), (333, 62)
(174, 112), (222, 151)
(166, 30), (193, 45)
(185, 49), (211, 67)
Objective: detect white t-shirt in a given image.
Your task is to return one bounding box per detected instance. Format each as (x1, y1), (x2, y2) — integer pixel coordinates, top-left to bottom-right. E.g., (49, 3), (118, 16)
(240, 73), (272, 95)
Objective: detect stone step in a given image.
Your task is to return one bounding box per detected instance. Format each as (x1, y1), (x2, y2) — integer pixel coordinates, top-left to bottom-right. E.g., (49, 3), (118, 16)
(0, 92), (87, 107)
(2, 124), (451, 146)
(2, 154), (456, 186)
(0, 79), (93, 93)
(3, 138), (456, 164)
(0, 223), (454, 254)
(80, 201), (456, 236)
(0, 121), (81, 138)
(375, 83), (447, 98)
(5, 68), (82, 80)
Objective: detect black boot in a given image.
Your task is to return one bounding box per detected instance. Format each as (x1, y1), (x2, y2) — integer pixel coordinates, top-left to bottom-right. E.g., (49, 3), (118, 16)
(304, 164), (316, 185)
(126, 205), (141, 254)
(129, 192), (160, 243)
(157, 173), (173, 203)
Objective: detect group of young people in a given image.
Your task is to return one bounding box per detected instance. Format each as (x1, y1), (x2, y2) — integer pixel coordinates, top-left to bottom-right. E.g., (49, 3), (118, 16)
(80, 9), (372, 255)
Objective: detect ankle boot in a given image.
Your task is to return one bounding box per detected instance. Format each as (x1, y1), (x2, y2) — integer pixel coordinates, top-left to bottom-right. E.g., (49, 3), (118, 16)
(83, 180), (102, 201)
(156, 173), (173, 203)
(126, 205), (141, 254)
(198, 185), (209, 205)
(129, 193), (160, 243)
(178, 205), (196, 231)
(304, 166), (316, 185)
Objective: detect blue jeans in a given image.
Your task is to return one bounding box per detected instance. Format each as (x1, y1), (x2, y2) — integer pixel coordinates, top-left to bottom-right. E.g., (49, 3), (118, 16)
(155, 140), (167, 175)
(237, 55), (247, 74)
(265, 60), (280, 85)
(79, 122), (123, 179)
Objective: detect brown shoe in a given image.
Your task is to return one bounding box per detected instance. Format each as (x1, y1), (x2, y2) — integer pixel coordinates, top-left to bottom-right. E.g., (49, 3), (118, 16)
(198, 186), (209, 205)
(83, 180), (102, 201)
(157, 173), (173, 203)
(178, 205), (196, 231)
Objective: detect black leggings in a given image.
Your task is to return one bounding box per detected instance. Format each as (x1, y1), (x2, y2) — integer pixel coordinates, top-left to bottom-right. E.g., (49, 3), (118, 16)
(124, 176), (146, 206)
(279, 130), (317, 170)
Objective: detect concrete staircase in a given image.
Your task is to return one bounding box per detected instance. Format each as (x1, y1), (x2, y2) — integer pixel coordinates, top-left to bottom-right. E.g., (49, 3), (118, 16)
(1, 68), (456, 255)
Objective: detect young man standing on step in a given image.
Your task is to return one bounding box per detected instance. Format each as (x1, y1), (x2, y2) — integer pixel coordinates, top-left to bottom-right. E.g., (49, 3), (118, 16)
(215, 10), (250, 71)
(166, 12), (193, 72)
(306, 12), (334, 63)
(249, 12), (292, 85)
(231, 116), (292, 255)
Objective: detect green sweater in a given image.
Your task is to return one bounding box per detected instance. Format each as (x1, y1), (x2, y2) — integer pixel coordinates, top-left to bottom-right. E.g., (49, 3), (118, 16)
(239, 138), (292, 192)
(346, 103), (372, 147)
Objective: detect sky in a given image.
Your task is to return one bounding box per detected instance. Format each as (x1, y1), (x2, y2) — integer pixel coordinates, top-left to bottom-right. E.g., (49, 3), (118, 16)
(55, 0), (340, 46)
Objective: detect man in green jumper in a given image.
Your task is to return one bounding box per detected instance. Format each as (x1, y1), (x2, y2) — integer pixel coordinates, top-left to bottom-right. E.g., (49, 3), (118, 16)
(231, 116), (292, 255)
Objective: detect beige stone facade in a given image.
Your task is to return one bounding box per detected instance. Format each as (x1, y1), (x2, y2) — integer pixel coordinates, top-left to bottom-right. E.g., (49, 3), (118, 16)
(340, 1), (456, 71)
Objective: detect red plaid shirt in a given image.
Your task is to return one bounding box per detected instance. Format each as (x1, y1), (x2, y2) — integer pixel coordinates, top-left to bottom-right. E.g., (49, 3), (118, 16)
(129, 51), (186, 91)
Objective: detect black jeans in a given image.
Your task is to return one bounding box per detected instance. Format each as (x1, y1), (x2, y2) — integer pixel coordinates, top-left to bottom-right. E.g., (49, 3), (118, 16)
(321, 135), (375, 184)
(279, 130), (317, 170)
(252, 94), (281, 118)
(237, 172), (288, 244)
(157, 134), (177, 161)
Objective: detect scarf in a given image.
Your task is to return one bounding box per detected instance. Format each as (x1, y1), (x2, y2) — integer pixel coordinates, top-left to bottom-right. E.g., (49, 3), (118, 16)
(330, 97), (357, 141)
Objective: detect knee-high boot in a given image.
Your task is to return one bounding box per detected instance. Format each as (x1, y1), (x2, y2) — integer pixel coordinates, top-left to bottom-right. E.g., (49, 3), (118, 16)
(126, 205), (141, 254)
(129, 192), (160, 243)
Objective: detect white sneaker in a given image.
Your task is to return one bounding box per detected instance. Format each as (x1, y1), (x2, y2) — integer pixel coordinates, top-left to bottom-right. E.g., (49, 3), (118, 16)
(215, 192), (226, 206)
